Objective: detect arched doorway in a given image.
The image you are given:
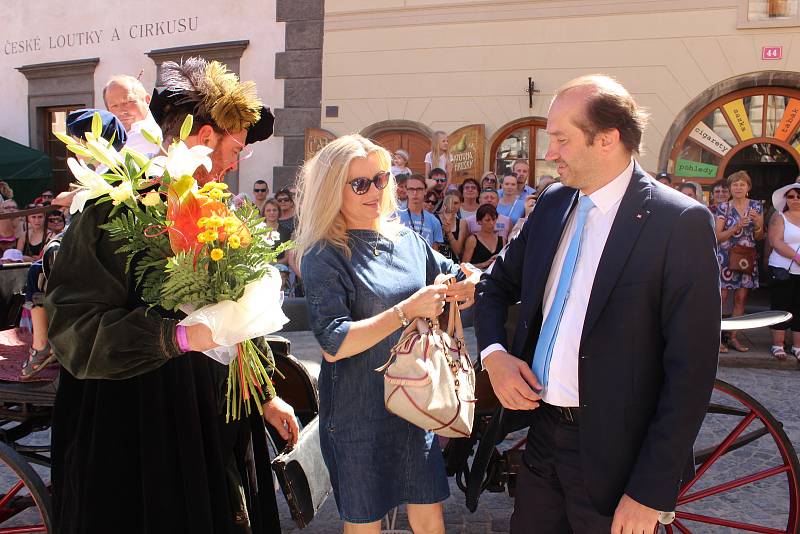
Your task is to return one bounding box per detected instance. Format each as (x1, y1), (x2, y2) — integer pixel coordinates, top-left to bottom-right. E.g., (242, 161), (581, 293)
(489, 117), (553, 187)
(660, 72), (800, 204)
(361, 121), (432, 176)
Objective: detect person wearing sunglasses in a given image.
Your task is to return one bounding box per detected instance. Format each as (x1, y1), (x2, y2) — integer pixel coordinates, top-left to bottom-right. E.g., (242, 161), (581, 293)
(459, 178), (481, 219)
(251, 179), (270, 215)
(480, 171), (498, 190)
(427, 168), (448, 213)
(767, 183), (800, 361)
(47, 212), (66, 234)
(295, 134), (480, 533)
(398, 174), (444, 250)
(275, 188), (297, 237)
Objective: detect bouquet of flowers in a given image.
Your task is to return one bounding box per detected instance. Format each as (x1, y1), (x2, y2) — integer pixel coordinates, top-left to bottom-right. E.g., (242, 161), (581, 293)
(57, 113), (291, 421)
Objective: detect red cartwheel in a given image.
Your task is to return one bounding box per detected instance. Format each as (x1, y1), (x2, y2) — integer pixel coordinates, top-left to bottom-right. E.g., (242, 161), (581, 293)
(0, 441), (51, 533)
(660, 379), (800, 534)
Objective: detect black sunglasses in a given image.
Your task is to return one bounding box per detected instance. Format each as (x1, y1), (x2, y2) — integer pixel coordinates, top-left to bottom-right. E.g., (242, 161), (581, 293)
(254, 188), (267, 193)
(348, 171), (390, 195)
(433, 177), (447, 183)
(424, 198), (436, 204)
(276, 197), (292, 202)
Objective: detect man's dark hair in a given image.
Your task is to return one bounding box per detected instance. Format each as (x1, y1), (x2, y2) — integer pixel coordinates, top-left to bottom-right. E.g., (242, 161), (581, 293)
(429, 168), (447, 179)
(476, 203), (498, 221)
(558, 75), (648, 154)
(656, 172), (672, 184)
(254, 179), (267, 186)
(276, 188), (294, 201)
(406, 174), (426, 188)
(712, 179), (729, 191)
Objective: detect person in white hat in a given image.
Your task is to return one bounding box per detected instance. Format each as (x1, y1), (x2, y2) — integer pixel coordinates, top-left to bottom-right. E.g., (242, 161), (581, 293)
(767, 182), (800, 360)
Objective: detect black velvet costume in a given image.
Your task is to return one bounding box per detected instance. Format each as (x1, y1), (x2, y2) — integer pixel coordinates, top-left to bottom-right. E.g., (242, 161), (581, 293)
(45, 199), (281, 533)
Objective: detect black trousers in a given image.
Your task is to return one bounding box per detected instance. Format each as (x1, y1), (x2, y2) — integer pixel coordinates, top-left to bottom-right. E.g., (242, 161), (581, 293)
(769, 270), (800, 331)
(510, 405), (613, 534)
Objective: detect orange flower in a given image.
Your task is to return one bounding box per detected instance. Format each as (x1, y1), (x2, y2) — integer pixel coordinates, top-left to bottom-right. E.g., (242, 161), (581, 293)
(166, 186), (231, 254)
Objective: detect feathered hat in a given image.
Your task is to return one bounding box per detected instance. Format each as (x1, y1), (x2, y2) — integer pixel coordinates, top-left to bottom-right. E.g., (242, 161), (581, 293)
(150, 57), (274, 145)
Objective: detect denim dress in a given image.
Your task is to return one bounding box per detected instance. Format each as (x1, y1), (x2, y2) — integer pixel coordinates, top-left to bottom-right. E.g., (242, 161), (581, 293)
(301, 228), (459, 523)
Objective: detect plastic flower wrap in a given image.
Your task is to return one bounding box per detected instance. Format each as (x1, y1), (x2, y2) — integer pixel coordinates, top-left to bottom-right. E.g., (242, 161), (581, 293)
(58, 113), (292, 420)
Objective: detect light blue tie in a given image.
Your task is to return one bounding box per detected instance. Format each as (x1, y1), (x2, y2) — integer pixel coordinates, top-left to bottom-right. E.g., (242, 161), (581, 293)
(532, 195), (595, 388)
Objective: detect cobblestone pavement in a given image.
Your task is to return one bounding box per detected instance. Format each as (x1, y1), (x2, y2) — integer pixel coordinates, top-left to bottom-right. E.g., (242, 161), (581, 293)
(0, 330), (796, 533)
(276, 330), (800, 534)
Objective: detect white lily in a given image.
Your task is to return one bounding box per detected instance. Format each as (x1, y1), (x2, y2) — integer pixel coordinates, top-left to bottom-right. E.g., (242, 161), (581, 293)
(152, 141), (213, 180)
(109, 181), (135, 205)
(67, 158), (114, 214)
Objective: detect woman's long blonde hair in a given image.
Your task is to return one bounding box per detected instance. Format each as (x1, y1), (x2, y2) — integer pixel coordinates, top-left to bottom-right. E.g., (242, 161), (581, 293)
(430, 130), (449, 170)
(294, 134), (401, 266)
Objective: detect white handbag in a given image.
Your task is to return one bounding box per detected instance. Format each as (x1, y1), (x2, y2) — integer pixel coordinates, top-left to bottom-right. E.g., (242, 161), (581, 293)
(378, 283), (476, 438)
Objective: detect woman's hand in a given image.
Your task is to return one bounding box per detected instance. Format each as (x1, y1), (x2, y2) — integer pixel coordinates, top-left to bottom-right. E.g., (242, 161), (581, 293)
(400, 283), (449, 320)
(445, 263), (482, 310)
(262, 396), (299, 446)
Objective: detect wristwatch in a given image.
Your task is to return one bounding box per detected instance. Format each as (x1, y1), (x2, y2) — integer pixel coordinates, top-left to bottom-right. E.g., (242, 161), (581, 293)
(393, 304), (410, 327)
(657, 511), (675, 525)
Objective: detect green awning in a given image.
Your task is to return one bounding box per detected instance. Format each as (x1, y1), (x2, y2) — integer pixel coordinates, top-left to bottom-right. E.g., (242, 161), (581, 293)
(0, 137), (52, 206)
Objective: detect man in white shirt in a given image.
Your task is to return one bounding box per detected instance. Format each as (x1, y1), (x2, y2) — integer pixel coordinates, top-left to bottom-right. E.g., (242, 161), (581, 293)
(475, 75), (719, 534)
(103, 75), (162, 156)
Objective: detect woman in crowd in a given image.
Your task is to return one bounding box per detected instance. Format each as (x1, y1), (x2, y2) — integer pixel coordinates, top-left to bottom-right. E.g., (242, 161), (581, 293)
(710, 179), (731, 215)
(767, 183), (800, 361)
(715, 170), (764, 352)
(480, 171), (498, 191)
(462, 204), (503, 270)
(424, 131), (452, 178)
(438, 193), (467, 262)
(47, 211), (66, 235)
(296, 134), (478, 534)
(0, 200), (19, 253)
(508, 193), (538, 241)
(678, 182), (704, 203)
(275, 187), (297, 237)
(17, 206), (52, 262)
(458, 178), (480, 219)
(496, 173), (525, 225)
(424, 190), (439, 213)
(391, 149), (412, 177)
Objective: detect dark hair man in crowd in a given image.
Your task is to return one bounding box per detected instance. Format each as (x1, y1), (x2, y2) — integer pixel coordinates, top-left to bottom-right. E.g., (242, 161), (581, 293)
(47, 57), (293, 534)
(428, 167), (448, 212)
(252, 179), (270, 214)
(475, 74), (719, 534)
(395, 174), (409, 209)
(656, 171), (673, 187)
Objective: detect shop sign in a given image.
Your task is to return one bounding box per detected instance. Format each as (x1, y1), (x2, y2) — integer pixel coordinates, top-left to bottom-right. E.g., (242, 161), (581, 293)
(775, 98), (800, 142)
(304, 128), (336, 162)
(688, 121), (733, 157)
(722, 99), (754, 141)
(448, 124), (485, 184)
(762, 46), (783, 60)
(675, 159), (719, 178)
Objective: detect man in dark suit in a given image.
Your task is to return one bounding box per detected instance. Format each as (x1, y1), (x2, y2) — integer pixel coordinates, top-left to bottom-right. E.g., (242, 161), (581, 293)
(474, 75), (720, 533)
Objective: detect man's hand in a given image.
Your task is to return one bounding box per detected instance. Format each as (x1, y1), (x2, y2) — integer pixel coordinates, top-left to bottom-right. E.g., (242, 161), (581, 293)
(185, 324), (218, 352)
(611, 494), (659, 534)
(262, 396), (300, 447)
(483, 350), (541, 410)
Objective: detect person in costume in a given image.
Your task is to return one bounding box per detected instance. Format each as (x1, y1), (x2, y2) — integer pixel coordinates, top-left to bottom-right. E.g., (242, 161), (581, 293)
(46, 57), (295, 534)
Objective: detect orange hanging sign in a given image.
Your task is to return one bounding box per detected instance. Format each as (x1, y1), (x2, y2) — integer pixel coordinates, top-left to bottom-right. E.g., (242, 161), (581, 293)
(722, 100), (754, 141)
(774, 98), (800, 142)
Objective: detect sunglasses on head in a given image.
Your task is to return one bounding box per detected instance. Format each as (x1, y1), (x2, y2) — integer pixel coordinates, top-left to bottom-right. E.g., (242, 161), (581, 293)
(348, 171), (390, 195)
(254, 188), (267, 193)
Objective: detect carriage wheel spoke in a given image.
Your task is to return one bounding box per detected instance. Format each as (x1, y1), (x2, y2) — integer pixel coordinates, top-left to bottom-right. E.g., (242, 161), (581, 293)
(677, 511), (786, 533)
(0, 481), (24, 511)
(671, 519), (692, 534)
(680, 411), (756, 496)
(679, 464), (790, 505)
(0, 526), (48, 534)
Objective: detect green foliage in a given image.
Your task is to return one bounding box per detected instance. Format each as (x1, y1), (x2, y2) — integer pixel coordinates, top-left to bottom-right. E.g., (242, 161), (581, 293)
(161, 252), (215, 311)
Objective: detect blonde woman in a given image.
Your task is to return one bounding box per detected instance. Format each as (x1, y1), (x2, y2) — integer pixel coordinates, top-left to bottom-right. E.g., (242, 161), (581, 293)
(296, 134), (479, 534)
(424, 131), (452, 178)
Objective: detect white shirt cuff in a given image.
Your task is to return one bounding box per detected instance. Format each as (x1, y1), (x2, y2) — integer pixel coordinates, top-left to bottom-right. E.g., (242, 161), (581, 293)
(480, 343), (507, 363)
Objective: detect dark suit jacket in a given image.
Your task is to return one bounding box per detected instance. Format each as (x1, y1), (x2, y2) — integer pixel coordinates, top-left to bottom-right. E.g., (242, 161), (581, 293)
(474, 163), (720, 514)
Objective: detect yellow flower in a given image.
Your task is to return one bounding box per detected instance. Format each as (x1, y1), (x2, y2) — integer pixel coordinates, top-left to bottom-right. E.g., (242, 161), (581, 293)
(208, 215), (224, 228)
(141, 191), (162, 207)
(197, 217), (210, 229)
(210, 248), (224, 261)
(204, 230), (219, 242)
(208, 188), (224, 201)
(197, 232), (207, 244)
(228, 235), (241, 249)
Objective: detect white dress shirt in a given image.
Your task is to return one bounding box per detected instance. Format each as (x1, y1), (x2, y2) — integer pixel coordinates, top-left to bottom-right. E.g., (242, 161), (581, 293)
(481, 160), (634, 407)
